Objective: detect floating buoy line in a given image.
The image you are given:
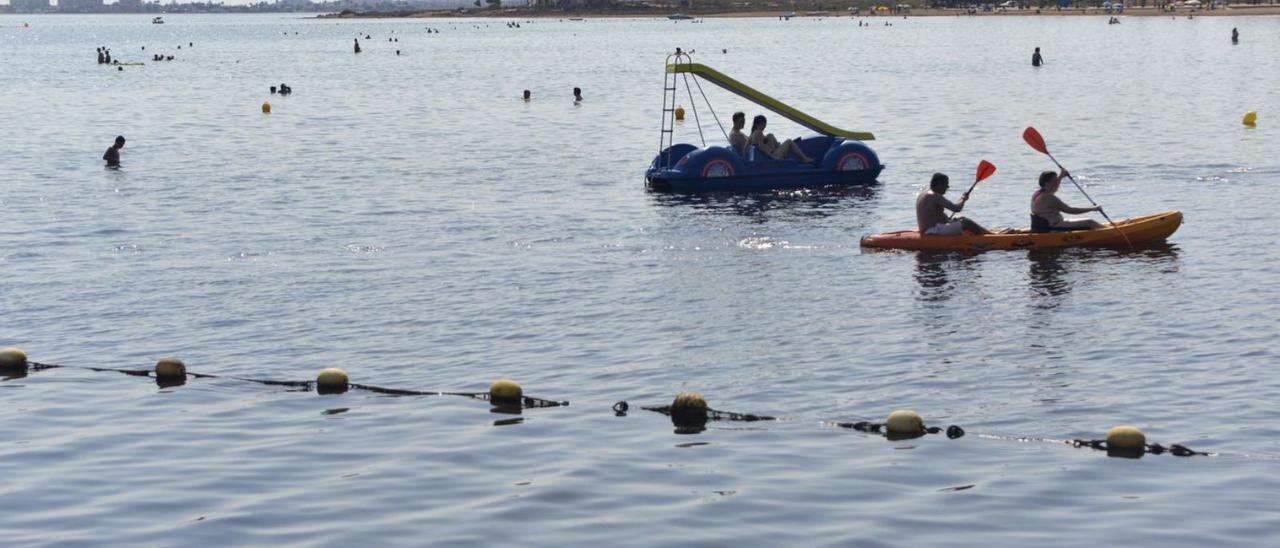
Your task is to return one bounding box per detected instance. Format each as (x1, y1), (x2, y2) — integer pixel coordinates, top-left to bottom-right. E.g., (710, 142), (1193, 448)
(0, 346), (1223, 459)
(0, 347), (566, 410)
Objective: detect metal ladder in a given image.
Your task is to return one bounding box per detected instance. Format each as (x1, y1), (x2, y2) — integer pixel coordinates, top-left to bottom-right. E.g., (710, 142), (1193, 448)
(657, 49), (692, 171)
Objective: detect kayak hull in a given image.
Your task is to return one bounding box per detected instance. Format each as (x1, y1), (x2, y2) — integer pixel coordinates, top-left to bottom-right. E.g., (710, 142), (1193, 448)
(860, 211), (1183, 252)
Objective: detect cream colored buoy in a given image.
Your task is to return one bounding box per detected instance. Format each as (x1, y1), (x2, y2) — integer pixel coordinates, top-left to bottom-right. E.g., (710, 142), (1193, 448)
(154, 357), (186, 380)
(671, 391), (707, 413)
(316, 367), (349, 394)
(489, 379), (523, 405)
(885, 409), (924, 436)
(674, 106), (685, 121)
(670, 391), (708, 427)
(1243, 111), (1257, 126)
(262, 102), (271, 114)
(0, 347), (29, 371)
(1106, 425), (1146, 451)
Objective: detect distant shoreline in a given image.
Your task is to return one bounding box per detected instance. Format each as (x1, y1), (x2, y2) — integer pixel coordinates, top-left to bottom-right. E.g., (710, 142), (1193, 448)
(319, 5), (1280, 19)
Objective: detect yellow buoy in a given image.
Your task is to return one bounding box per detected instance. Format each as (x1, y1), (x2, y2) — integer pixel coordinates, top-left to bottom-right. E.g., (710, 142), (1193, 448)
(1243, 111), (1257, 126)
(674, 106), (685, 121)
(489, 379), (523, 405)
(316, 368), (349, 394)
(885, 409), (925, 437)
(0, 347), (29, 371)
(262, 102), (271, 114)
(1106, 425), (1146, 452)
(154, 357), (186, 380)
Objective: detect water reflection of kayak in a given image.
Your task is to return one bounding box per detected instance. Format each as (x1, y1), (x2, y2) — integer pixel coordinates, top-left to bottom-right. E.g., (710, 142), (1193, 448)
(861, 211), (1182, 252)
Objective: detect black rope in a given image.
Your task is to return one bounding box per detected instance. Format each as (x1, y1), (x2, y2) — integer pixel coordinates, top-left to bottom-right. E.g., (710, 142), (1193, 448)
(10, 364), (1216, 457)
(1071, 439), (1208, 457)
(832, 421), (966, 439)
(24, 362), (568, 409)
(633, 403), (776, 422)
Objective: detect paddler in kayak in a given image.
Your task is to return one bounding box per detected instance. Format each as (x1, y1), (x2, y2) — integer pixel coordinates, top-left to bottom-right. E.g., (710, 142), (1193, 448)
(1031, 170), (1105, 231)
(917, 173), (993, 236)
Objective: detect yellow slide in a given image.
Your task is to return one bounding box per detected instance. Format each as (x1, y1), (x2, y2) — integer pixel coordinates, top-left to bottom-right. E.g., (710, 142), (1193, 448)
(667, 63), (875, 141)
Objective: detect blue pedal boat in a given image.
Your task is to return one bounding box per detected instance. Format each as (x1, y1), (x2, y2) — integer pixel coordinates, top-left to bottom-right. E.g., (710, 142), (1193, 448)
(645, 53), (885, 193)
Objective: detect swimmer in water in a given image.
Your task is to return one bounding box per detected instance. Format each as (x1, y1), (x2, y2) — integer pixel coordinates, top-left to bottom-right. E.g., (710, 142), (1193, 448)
(103, 136), (125, 167)
(354, 38), (362, 53)
(573, 87), (583, 103)
(523, 89), (531, 101)
(1032, 47), (1043, 67)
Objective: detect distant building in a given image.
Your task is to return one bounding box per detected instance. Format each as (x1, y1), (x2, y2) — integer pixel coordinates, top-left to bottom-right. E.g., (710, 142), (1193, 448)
(11, 0), (52, 12)
(57, 0), (105, 12)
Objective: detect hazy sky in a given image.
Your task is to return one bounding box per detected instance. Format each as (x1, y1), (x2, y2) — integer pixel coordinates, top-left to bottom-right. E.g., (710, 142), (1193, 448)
(4, 0), (472, 6)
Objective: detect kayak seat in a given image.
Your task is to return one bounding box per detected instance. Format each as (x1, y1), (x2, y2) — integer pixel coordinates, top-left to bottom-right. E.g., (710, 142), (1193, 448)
(1030, 215), (1087, 233)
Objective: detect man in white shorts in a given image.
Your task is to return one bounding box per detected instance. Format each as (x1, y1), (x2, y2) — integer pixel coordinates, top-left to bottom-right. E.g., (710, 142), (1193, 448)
(916, 173), (992, 236)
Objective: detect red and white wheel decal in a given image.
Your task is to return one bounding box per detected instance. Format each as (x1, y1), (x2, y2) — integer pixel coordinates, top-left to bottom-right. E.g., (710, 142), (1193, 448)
(701, 159), (735, 177)
(836, 152), (869, 171)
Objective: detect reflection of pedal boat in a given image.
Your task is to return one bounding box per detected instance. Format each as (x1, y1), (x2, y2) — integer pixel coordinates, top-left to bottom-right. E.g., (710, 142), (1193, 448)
(860, 211), (1182, 252)
(645, 54), (883, 193)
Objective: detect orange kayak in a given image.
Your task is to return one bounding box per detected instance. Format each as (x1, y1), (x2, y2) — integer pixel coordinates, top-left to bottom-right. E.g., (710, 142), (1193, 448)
(860, 211), (1183, 252)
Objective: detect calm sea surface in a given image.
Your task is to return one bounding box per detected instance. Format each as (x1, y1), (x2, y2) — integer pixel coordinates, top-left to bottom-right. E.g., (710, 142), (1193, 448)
(2, 12), (1279, 546)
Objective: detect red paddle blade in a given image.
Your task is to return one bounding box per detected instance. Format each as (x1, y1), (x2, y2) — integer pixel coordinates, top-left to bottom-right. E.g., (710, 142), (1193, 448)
(975, 160), (997, 182)
(1023, 127), (1049, 154)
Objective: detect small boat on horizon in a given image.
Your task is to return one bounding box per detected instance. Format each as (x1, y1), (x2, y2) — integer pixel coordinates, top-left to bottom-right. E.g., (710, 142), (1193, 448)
(152, 16), (164, 24)
(668, 13), (695, 20)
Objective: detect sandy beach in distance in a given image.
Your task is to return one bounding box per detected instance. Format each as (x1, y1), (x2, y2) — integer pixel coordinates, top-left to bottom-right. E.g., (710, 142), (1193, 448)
(327, 4), (1280, 18)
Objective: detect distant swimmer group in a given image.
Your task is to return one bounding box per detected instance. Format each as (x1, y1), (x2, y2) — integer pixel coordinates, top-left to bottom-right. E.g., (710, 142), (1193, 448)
(270, 83), (292, 95)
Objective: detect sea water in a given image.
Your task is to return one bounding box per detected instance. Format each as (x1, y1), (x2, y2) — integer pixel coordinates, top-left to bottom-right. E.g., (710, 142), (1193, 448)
(1, 13), (1279, 546)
